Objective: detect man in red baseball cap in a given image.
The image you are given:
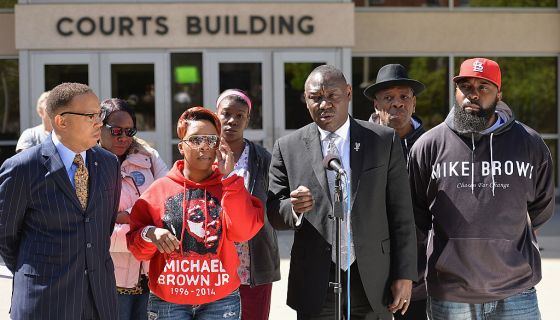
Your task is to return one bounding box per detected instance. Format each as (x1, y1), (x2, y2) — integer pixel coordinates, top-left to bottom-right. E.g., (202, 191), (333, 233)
(454, 58), (502, 90)
(408, 58), (554, 319)
(451, 58), (504, 133)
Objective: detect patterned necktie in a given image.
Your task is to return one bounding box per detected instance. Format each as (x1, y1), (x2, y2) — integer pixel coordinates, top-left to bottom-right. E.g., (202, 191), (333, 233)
(73, 154), (89, 210)
(326, 133), (355, 270)
(326, 133), (341, 201)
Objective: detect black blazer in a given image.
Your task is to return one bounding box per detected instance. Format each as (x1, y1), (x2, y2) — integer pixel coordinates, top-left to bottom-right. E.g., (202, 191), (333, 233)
(267, 117), (417, 319)
(0, 135), (121, 320)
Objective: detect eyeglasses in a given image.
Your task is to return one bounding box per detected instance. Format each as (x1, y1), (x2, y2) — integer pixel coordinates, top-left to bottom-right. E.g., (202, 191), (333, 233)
(59, 109), (106, 123)
(104, 124), (137, 137)
(181, 135), (220, 150)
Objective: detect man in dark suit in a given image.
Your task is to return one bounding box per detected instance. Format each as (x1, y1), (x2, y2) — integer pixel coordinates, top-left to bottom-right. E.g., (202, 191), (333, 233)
(0, 82), (121, 319)
(267, 65), (417, 320)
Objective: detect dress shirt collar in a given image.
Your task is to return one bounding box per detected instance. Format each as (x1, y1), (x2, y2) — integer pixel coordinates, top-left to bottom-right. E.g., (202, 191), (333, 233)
(52, 131), (87, 171)
(317, 115), (351, 142)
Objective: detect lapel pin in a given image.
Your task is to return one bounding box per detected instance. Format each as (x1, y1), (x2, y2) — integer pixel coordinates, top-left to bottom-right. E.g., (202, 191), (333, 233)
(354, 143), (360, 152)
(94, 161), (98, 166)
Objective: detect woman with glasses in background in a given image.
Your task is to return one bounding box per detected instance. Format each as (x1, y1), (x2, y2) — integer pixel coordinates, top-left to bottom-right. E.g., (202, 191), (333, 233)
(126, 107), (264, 320)
(100, 98), (169, 320)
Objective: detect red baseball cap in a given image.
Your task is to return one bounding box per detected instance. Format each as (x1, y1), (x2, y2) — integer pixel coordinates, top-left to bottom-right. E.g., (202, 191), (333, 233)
(453, 58), (501, 91)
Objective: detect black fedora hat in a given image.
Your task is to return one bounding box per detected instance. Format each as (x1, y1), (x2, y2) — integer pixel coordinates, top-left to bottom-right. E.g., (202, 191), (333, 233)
(363, 64), (426, 101)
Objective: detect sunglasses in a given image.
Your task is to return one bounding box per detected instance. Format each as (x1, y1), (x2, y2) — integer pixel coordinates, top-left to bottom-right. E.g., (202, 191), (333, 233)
(104, 124), (137, 137)
(181, 135), (220, 150)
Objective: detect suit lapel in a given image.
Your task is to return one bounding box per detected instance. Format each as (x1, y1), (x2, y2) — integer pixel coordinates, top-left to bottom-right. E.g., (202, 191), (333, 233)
(349, 118), (364, 210)
(303, 124), (331, 201)
(86, 148), (99, 212)
(41, 136), (83, 211)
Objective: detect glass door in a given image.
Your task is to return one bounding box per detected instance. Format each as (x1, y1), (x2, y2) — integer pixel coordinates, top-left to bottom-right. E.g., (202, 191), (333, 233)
(29, 52), (99, 129)
(204, 51), (273, 149)
(272, 51), (337, 140)
(99, 52), (170, 164)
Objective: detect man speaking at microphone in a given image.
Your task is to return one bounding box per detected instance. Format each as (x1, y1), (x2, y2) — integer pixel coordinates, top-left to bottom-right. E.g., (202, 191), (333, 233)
(267, 65), (417, 319)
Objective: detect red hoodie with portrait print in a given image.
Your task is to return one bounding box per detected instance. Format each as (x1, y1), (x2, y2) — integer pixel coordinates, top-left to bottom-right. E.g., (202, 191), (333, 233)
(126, 160), (264, 305)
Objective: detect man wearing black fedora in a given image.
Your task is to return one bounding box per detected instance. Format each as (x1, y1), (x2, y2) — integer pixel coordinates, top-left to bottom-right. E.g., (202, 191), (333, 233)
(363, 64), (428, 320)
(363, 64), (426, 164)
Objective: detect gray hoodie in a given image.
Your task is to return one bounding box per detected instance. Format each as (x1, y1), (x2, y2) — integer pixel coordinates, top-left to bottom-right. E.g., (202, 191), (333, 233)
(408, 101), (554, 303)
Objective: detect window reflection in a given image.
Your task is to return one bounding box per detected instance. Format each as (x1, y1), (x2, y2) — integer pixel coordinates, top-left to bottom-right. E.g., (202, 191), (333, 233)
(284, 62), (323, 130)
(111, 64), (155, 131)
(0, 0), (17, 9)
(0, 59), (19, 140)
(354, 0), (448, 7)
(45, 64), (88, 90)
(171, 53), (203, 137)
(353, 0), (556, 7)
(454, 0), (556, 7)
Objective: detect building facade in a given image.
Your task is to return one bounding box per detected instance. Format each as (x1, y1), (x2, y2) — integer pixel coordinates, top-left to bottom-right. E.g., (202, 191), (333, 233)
(0, 0), (559, 184)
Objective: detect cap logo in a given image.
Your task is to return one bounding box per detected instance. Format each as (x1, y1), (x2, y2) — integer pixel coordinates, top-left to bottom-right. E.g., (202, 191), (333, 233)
(472, 60), (484, 73)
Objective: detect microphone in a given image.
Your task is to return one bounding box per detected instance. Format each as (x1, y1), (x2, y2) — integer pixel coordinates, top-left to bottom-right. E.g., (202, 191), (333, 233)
(323, 154), (346, 176)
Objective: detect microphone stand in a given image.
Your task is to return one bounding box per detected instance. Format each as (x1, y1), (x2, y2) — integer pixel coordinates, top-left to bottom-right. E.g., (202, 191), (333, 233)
(329, 170), (344, 320)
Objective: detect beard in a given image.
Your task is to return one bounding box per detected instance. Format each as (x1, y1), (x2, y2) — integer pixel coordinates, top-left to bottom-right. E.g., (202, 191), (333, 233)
(453, 99), (498, 133)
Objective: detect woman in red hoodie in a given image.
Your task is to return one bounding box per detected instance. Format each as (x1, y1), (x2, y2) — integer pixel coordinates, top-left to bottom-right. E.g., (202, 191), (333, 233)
(127, 107), (264, 320)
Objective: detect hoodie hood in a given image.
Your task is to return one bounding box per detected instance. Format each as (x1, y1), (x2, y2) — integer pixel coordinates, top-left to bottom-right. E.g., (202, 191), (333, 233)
(443, 101), (516, 196)
(167, 160), (223, 188)
(445, 101), (515, 138)
(164, 160), (225, 258)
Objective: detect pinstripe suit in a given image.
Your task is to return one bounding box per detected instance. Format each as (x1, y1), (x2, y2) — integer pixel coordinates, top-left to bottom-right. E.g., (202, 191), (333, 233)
(0, 135), (121, 320)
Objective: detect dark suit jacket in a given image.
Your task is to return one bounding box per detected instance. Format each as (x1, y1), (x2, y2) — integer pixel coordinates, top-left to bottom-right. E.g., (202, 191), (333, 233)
(267, 117), (417, 319)
(0, 135), (121, 320)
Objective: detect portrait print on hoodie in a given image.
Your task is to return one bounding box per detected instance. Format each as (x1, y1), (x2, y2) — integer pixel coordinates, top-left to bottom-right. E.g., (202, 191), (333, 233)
(162, 189), (222, 256)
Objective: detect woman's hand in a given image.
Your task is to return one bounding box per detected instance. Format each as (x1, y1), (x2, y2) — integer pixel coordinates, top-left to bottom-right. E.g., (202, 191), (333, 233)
(115, 211), (130, 224)
(216, 140), (235, 176)
(147, 227), (181, 254)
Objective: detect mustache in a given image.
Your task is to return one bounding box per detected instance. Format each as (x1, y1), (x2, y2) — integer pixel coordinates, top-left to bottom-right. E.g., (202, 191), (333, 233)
(460, 98), (481, 108)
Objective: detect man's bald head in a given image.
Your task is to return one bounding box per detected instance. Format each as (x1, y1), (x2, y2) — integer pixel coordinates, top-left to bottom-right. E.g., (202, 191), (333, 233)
(305, 65), (348, 89)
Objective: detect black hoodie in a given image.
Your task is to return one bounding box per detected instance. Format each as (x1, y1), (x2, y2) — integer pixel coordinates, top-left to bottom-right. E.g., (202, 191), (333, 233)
(408, 101), (554, 303)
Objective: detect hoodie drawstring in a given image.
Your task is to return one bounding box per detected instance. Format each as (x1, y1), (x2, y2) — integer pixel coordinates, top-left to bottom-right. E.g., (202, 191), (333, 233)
(179, 181), (187, 254)
(490, 132), (495, 197)
(470, 132), (497, 197)
(203, 189), (208, 245)
(404, 138), (410, 166)
(471, 133), (475, 194)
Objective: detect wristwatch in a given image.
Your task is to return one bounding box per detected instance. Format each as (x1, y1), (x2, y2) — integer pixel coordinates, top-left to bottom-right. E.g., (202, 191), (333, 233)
(141, 226), (155, 243)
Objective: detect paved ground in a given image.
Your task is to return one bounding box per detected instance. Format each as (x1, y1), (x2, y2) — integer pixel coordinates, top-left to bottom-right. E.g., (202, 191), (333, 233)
(1, 212), (559, 319)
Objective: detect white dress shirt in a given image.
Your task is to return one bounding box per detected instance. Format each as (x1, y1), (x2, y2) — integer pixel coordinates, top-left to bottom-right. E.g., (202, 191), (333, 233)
(293, 116), (351, 226)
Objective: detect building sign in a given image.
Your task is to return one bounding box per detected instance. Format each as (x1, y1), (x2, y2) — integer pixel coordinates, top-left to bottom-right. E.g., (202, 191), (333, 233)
(15, 3), (354, 49)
